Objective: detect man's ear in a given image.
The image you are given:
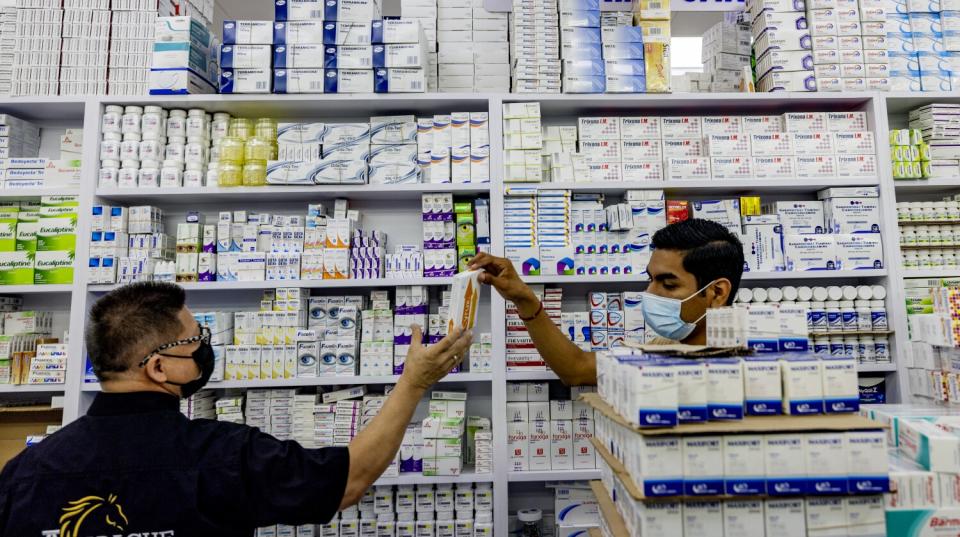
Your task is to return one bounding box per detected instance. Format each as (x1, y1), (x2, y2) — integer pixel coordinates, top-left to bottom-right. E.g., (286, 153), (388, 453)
(708, 279), (732, 307)
(142, 354), (168, 383)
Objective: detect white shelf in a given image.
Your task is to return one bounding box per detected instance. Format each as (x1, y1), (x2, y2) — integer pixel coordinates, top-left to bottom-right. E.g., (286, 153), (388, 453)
(0, 187), (80, 199)
(894, 178), (960, 194)
(0, 97), (86, 120)
(523, 270), (887, 285)
(96, 183), (491, 203)
(902, 269), (960, 279)
(0, 284), (73, 295)
(374, 470), (494, 486)
(858, 364), (898, 373)
(885, 92), (960, 115)
(0, 383), (65, 393)
(506, 370), (559, 381)
(505, 178), (879, 196)
(508, 469), (600, 482)
(81, 373), (491, 392)
(89, 277), (455, 293)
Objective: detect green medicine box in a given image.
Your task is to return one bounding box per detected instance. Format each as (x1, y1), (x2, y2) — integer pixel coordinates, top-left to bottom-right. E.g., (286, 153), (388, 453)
(0, 211), (18, 252)
(40, 195), (80, 207)
(37, 218), (77, 252)
(0, 251), (34, 285)
(15, 222), (39, 252)
(34, 250), (74, 284)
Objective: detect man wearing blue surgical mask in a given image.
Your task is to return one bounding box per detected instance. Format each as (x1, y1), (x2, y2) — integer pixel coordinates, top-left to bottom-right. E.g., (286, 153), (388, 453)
(470, 219), (745, 386)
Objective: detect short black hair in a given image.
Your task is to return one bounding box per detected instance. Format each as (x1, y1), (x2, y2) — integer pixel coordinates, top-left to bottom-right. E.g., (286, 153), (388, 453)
(652, 218), (745, 305)
(86, 281), (187, 380)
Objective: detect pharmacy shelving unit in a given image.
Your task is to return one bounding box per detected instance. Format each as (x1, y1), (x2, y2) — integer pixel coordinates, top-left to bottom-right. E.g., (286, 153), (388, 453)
(883, 92), (960, 404)
(0, 91), (937, 535)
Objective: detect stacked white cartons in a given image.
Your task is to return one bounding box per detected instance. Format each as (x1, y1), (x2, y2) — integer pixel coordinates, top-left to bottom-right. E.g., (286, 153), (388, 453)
(0, 6), (14, 95)
(510, 0), (561, 93)
(0, 115), (41, 159)
(293, 394), (318, 448)
(703, 20), (753, 92)
(150, 16), (217, 95)
(59, 1), (109, 95)
(505, 286), (547, 369)
(601, 21), (646, 93)
(559, 0), (604, 93)
(245, 389), (270, 431)
(808, 0), (877, 91)
(220, 20), (273, 94)
(503, 102), (544, 183)
(422, 391), (466, 476)
(334, 398), (362, 447)
(907, 1), (953, 92)
(537, 190), (571, 276)
(108, 0), (156, 95)
(269, 389), (295, 441)
(436, 0), (473, 91)
(314, 402), (336, 447)
(946, 7), (960, 87)
(472, 5), (510, 92)
(749, 0), (817, 92)
(857, 0), (889, 91)
(11, 3), (62, 96)
(181, 391), (216, 419)
(215, 395), (245, 423)
(402, 0), (439, 91)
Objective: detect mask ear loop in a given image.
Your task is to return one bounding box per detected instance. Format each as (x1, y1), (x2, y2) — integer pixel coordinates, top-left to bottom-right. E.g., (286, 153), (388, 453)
(680, 279), (721, 325)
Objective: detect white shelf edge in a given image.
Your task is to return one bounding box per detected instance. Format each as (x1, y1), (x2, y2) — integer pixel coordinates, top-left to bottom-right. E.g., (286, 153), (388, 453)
(858, 364), (898, 373)
(0, 284), (74, 294)
(95, 183), (491, 200)
(507, 469), (600, 482)
(89, 277), (455, 292)
(522, 270), (887, 284)
(0, 384), (66, 393)
(902, 270), (960, 279)
(81, 373), (492, 391)
(374, 471), (494, 486)
(505, 178), (880, 193)
(0, 187), (80, 198)
(505, 370), (559, 381)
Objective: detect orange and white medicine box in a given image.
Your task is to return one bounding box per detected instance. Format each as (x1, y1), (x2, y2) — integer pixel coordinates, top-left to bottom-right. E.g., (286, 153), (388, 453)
(711, 156), (753, 179)
(793, 132), (836, 155)
(701, 116), (743, 135)
(705, 133), (752, 157)
(577, 117), (620, 140)
(752, 156), (796, 178)
(619, 117), (661, 139)
(620, 139), (662, 162)
(796, 155), (838, 178)
(782, 112), (828, 132)
(662, 138), (704, 159)
(837, 154), (878, 177)
(579, 140), (622, 162)
(742, 115), (783, 134)
(826, 111), (868, 131)
(750, 133), (795, 156)
(833, 132), (876, 154)
(447, 269), (481, 333)
(665, 157), (711, 180)
(660, 116), (703, 139)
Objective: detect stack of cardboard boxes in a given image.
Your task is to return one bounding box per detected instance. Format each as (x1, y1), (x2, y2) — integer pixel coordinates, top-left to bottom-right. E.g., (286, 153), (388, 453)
(150, 16), (218, 95)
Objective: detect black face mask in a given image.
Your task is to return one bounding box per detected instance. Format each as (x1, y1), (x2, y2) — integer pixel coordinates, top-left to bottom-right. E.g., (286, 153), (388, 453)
(165, 341), (215, 399)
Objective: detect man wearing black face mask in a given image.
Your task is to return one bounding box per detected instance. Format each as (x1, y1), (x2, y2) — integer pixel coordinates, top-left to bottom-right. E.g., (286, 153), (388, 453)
(0, 282), (473, 536)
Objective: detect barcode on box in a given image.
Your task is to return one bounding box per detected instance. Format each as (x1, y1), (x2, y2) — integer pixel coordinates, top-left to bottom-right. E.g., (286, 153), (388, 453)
(256, 81), (268, 90)
(310, 9), (321, 18)
(310, 81), (322, 90)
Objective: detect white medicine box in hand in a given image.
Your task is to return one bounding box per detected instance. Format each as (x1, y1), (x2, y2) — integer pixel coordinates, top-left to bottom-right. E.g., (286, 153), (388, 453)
(446, 269), (480, 334)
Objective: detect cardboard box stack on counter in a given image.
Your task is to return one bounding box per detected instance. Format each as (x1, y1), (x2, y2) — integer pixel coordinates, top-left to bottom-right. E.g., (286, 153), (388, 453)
(892, 104), (960, 180)
(598, 346), (861, 427)
(860, 405), (960, 537)
(506, 383), (597, 472)
(0, 307), (67, 386)
(87, 195), (489, 283)
(150, 17), (219, 95)
(502, 105), (877, 183)
(253, 482), (494, 536)
(435, 0), (510, 92)
(220, 1), (430, 94)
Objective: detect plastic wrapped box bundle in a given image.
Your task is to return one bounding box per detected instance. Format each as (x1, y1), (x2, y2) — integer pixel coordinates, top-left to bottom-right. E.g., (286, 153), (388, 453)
(151, 16), (218, 95)
(747, 0), (816, 92)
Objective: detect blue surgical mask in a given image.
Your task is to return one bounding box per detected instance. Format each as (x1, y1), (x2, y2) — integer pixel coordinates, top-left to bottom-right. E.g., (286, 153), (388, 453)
(641, 281), (717, 341)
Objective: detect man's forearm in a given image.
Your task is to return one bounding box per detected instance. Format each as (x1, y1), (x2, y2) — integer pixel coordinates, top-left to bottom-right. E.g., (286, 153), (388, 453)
(342, 379), (425, 508)
(515, 297), (597, 386)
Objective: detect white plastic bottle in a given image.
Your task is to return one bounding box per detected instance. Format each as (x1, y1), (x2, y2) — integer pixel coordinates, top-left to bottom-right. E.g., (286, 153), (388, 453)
(855, 300), (872, 331)
(810, 301), (827, 333)
(825, 301), (842, 332)
(473, 511), (493, 537)
(840, 300), (857, 332)
(102, 105), (123, 134)
(870, 300), (888, 331)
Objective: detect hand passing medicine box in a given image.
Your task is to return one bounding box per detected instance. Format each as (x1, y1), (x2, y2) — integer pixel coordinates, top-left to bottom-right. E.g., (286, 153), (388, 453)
(446, 269), (481, 334)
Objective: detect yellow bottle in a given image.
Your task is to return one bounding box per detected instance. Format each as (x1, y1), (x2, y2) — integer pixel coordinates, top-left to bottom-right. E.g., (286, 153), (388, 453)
(218, 161), (243, 187)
